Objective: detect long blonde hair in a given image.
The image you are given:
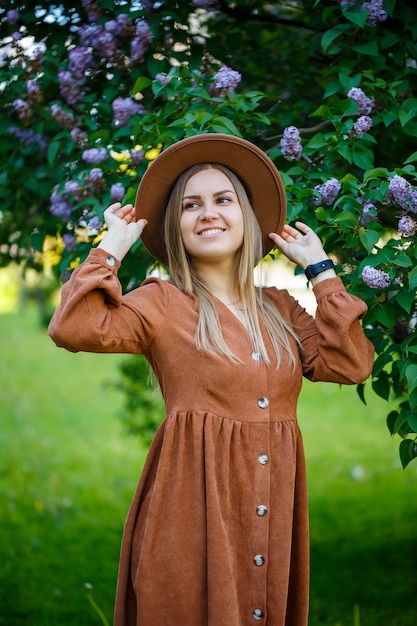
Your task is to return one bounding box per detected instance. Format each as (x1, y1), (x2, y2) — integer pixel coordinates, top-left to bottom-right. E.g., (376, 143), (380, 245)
(164, 163), (301, 367)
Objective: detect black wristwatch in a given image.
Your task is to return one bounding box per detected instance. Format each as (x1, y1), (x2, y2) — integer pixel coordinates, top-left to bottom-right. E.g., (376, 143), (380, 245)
(304, 259), (335, 281)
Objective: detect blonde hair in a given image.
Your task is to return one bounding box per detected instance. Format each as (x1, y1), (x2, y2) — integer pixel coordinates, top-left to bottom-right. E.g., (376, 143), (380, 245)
(164, 163), (301, 367)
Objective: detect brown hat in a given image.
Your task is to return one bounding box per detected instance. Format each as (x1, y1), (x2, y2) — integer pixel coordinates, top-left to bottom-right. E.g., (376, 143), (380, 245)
(135, 133), (286, 265)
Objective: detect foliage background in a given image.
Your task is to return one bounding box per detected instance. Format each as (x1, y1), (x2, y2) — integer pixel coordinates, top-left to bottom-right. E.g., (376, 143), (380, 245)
(1, 0), (417, 466)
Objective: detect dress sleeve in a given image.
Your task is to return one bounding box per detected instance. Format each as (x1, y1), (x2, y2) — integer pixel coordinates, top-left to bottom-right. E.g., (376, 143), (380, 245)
(279, 277), (374, 384)
(48, 247), (168, 354)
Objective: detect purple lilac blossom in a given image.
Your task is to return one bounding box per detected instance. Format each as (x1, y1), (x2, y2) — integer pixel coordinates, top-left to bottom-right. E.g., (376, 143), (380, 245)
(82, 148), (108, 164)
(70, 127), (87, 143)
(353, 115), (373, 137)
(362, 265), (391, 288)
(51, 103), (75, 128)
(88, 216), (102, 230)
(12, 98), (31, 122)
(78, 24), (102, 47)
(398, 215), (417, 236)
(68, 46), (93, 79)
(314, 178), (341, 205)
(63, 234), (77, 252)
(112, 97), (145, 125)
(280, 126), (302, 161)
(86, 168), (105, 190)
(7, 126), (47, 150)
(130, 37), (147, 64)
(338, 0), (387, 26)
(110, 183), (126, 201)
(131, 148), (145, 164)
(361, 0), (387, 25)
(193, 0), (219, 8)
(27, 79), (41, 99)
(105, 15), (132, 38)
(82, 0), (102, 22)
(212, 66), (242, 92)
(50, 188), (72, 221)
(387, 175), (417, 212)
(59, 70), (84, 105)
(359, 201), (378, 226)
(347, 87), (375, 115)
(6, 10), (20, 25)
(155, 73), (171, 86)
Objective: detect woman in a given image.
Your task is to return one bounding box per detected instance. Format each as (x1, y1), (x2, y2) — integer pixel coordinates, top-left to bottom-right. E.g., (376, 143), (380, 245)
(48, 133), (374, 626)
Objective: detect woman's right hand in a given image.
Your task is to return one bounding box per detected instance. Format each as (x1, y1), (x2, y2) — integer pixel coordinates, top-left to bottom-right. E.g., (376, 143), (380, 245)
(97, 202), (148, 261)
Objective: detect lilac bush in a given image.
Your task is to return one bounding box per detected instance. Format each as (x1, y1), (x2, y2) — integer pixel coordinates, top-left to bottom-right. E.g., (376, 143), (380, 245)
(1, 0), (417, 468)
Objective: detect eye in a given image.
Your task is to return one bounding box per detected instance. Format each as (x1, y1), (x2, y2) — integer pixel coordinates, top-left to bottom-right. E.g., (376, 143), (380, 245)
(217, 195), (232, 204)
(182, 200), (199, 211)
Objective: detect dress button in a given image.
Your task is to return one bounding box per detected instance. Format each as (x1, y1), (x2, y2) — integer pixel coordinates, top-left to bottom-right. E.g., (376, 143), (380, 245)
(256, 505), (268, 517)
(106, 255), (117, 267)
(257, 397), (269, 409)
(258, 453), (269, 465)
(252, 350), (262, 362)
(252, 608), (264, 620)
(253, 554), (265, 567)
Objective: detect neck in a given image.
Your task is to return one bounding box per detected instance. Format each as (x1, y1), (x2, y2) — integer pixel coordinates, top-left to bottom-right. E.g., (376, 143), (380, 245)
(192, 259), (238, 303)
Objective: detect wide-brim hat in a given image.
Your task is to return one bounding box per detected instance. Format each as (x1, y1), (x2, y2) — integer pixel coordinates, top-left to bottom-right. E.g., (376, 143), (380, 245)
(135, 133), (287, 265)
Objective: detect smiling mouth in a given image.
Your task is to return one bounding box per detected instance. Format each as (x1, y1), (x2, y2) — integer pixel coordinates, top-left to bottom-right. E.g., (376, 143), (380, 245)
(198, 228), (226, 237)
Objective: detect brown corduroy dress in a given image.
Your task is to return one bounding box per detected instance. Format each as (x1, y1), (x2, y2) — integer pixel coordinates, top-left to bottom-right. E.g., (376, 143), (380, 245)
(48, 247), (374, 626)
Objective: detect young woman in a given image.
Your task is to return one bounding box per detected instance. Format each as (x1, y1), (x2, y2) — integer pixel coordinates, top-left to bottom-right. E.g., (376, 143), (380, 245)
(48, 134), (374, 626)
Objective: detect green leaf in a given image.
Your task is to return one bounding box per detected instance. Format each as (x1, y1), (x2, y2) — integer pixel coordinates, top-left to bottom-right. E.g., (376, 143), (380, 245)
(393, 252), (413, 268)
(386, 410), (399, 435)
(321, 25), (350, 54)
(47, 142), (60, 167)
(373, 351), (393, 376)
(408, 414), (417, 433)
(405, 364), (417, 393)
(395, 289), (415, 314)
(359, 229), (380, 253)
(356, 382), (367, 405)
(410, 388), (417, 410)
(352, 149), (374, 170)
(352, 41), (380, 56)
(404, 151), (417, 164)
(372, 375), (390, 400)
(409, 266), (417, 290)
(130, 76), (153, 96)
(210, 116), (240, 135)
(374, 303), (395, 328)
(342, 9), (369, 28)
(399, 438), (417, 469)
(363, 167), (389, 182)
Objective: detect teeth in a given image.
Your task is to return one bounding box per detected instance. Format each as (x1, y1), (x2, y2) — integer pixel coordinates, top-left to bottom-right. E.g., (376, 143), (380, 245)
(199, 228), (224, 236)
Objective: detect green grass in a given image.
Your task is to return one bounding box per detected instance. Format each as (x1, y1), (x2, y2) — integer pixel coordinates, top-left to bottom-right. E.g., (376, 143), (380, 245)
(1, 308), (416, 625)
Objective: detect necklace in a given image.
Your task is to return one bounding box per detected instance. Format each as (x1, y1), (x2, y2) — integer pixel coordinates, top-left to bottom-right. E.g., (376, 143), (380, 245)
(224, 298), (241, 307)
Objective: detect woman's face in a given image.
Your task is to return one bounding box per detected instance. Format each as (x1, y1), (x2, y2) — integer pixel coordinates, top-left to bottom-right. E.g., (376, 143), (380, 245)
(179, 168), (244, 265)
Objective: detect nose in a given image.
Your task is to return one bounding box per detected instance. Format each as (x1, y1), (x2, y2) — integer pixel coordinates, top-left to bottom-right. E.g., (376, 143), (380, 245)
(200, 200), (219, 220)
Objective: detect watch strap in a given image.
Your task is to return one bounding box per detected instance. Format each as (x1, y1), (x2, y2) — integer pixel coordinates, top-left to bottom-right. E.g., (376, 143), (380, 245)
(304, 259), (335, 280)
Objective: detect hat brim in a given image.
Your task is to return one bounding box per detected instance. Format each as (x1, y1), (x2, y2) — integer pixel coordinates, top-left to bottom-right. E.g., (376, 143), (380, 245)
(135, 133), (286, 265)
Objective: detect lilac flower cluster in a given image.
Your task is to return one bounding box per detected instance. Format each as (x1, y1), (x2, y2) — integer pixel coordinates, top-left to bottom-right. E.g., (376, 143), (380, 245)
(82, 0), (102, 23)
(280, 126), (302, 161)
(362, 265), (391, 289)
(314, 178), (341, 205)
(8, 126), (47, 150)
(110, 183), (126, 202)
(112, 97), (145, 126)
(12, 98), (31, 123)
(86, 168), (105, 191)
(387, 175), (417, 212)
(59, 70), (84, 106)
(353, 115), (373, 138)
(68, 46), (94, 80)
(62, 234), (77, 252)
(27, 79), (43, 103)
(50, 186), (72, 221)
(51, 103), (75, 128)
(130, 147), (145, 164)
(398, 215), (417, 237)
(192, 0), (219, 9)
(212, 66), (242, 93)
(359, 200), (378, 226)
(70, 127), (87, 143)
(347, 87), (375, 115)
(338, 0), (387, 26)
(6, 10), (20, 25)
(82, 147), (108, 164)
(131, 21), (154, 65)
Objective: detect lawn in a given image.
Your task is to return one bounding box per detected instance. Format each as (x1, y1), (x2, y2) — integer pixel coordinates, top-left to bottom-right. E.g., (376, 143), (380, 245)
(0, 307), (416, 626)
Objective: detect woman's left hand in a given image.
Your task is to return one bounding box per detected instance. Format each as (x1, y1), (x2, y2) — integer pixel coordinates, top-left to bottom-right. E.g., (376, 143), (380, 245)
(269, 221), (332, 269)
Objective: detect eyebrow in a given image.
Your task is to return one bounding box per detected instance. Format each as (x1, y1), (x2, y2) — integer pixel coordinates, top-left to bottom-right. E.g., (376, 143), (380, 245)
(182, 189), (236, 200)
